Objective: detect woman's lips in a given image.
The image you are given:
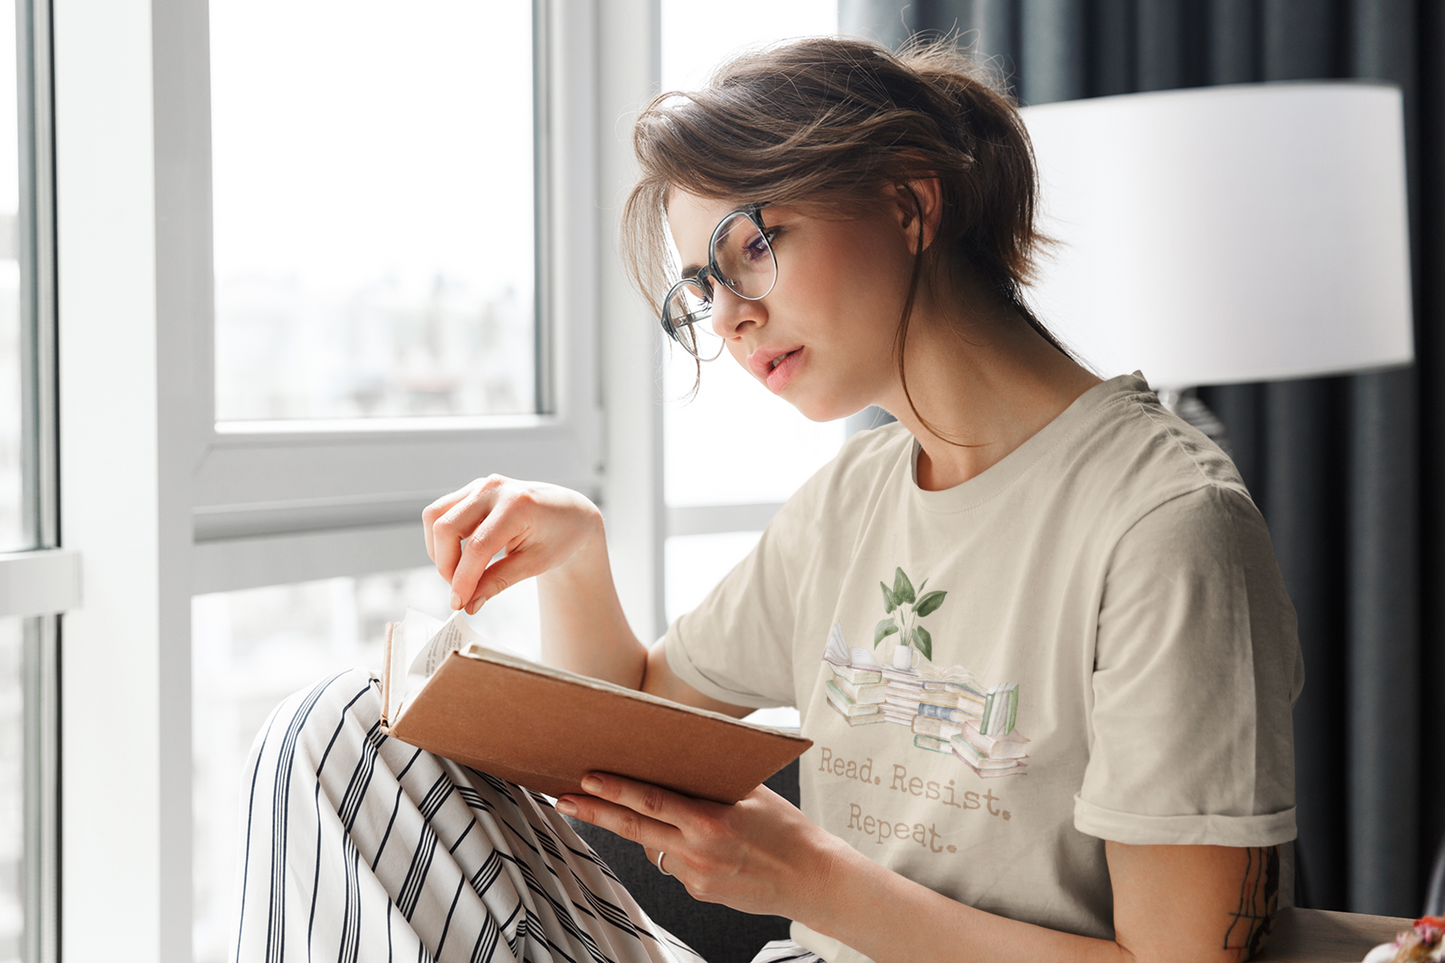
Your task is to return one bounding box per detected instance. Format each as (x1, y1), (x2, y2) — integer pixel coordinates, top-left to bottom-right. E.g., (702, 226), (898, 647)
(765, 348), (803, 393)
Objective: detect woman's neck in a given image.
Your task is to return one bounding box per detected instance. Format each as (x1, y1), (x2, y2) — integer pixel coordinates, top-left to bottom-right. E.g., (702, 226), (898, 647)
(880, 289), (1102, 493)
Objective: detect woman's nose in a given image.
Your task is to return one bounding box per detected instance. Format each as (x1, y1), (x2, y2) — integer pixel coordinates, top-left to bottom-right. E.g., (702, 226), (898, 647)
(709, 284), (765, 339)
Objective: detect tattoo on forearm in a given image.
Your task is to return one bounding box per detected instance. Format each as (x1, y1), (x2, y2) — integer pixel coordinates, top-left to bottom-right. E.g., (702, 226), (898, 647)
(1223, 846), (1279, 959)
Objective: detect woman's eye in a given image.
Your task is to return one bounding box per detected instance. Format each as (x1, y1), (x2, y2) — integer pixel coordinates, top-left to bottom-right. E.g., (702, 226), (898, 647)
(742, 230), (775, 262)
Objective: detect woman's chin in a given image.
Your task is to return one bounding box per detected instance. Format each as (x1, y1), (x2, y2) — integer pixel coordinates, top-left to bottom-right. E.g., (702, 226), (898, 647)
(784, 393), (860, 424)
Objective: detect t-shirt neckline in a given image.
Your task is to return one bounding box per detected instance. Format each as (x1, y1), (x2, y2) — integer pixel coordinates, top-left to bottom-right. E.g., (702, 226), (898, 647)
(907, 372), (1148, 514)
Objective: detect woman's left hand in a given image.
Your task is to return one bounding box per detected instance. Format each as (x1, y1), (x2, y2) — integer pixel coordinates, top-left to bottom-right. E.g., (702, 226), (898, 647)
(555, 772), (844, 921)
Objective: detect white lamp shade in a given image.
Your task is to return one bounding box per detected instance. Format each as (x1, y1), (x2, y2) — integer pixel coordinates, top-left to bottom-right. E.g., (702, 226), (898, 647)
(1020, 82), (1414, 387)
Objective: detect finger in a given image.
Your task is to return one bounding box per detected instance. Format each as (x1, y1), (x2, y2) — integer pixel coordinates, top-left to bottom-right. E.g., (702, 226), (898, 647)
(461, 550), (543, 615)
(555, 793), (686, 855)
(421, 484), (474, 563)
(448, 499), (530, 610)
(431, 477), (507, 585)
(642, 847), (684, 879)
(579, 772), (707, 833)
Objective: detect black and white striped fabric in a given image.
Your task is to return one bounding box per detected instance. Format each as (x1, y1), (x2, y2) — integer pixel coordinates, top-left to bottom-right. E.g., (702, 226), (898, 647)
(746, 942), (824, 963)
(231, 667), (714, 963)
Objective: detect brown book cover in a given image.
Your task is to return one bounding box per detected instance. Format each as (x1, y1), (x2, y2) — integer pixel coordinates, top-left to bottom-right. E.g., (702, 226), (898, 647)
(380, 617), (811, 805)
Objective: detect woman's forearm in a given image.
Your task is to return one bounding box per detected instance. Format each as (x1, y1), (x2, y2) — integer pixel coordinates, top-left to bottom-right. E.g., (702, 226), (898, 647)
(795, 836), (1273, 963)
(535, 515), (648, 689)
(797, 843), (1128, 963)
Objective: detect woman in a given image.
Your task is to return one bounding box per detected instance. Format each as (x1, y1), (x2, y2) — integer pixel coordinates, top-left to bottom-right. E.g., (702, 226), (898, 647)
(233, 37), (1302, 963)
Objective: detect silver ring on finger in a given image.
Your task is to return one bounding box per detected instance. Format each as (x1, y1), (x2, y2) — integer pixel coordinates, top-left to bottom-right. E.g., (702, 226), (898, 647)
(656, 850), (671, 876)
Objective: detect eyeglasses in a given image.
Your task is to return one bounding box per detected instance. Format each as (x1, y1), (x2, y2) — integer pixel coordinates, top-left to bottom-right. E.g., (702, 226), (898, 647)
(660, 203), (777, 361)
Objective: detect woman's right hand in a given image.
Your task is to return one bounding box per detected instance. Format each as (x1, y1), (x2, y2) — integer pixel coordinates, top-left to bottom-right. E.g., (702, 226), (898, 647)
(422, 474), (605, 615)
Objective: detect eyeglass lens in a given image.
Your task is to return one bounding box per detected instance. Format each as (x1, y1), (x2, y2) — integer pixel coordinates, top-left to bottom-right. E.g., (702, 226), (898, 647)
(661, 208), (776, 361)
(663, 279), (724, 360)
(712, 210), (776, 300)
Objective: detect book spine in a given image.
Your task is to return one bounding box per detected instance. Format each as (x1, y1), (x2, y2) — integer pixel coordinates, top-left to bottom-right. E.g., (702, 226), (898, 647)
(912, 716), (965, 739)
(918, 702), (978, 724)
(830, 663), (883, 685)
(827, 681), (885, 720)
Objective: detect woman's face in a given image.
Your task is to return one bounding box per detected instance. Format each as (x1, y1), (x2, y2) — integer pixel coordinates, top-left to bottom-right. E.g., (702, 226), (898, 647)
(666, 190), (917, 423)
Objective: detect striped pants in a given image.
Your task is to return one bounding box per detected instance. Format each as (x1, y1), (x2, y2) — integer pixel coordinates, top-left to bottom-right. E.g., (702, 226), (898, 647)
(230, 668), (821, 963)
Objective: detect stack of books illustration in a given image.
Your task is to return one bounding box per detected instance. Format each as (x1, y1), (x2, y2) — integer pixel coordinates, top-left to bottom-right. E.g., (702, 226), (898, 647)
(823, 627), (888, 725)
(824, 626), (1028, 777)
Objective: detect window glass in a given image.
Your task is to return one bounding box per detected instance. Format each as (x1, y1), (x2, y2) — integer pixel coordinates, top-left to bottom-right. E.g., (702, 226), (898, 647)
(664, 353), (846, 506)
(0, 0), (20, 552)
(664, 530), (762, 624)
(209, 0), (536, 422)
(191, 567), (540, 962)
(0, 617), (21, 962)
(660, 0), (845, 509)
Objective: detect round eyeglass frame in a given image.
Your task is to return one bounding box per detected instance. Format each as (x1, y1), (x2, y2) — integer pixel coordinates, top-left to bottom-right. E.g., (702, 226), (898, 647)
(659, 203), (776, 361)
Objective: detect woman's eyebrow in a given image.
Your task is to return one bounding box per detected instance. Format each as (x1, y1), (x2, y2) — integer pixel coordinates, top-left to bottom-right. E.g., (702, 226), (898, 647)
(680, 261), (705, 279)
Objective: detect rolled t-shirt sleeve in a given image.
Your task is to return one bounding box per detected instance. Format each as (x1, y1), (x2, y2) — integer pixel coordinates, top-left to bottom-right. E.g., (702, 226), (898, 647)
(663, 499), (807, 710)
(1075, 485), (1304, 847)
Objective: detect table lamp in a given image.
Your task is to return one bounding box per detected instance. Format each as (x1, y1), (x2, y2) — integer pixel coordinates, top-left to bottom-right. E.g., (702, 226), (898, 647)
(1019, 82), (1414, 445)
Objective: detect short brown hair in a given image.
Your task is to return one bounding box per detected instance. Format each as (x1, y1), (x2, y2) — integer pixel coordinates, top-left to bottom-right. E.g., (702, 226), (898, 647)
(621, 37), (1066, 417)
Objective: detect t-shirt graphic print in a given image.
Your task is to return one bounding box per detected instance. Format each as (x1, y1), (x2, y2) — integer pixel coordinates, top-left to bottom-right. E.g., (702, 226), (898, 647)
(823, 569), (1030, 779)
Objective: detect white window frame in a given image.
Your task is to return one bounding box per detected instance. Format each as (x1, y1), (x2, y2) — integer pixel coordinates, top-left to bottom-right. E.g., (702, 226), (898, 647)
(54, 0), (662, 959)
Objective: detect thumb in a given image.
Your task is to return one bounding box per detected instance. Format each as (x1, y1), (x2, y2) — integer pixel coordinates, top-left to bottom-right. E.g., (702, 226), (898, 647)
(463, 549), (539, 614)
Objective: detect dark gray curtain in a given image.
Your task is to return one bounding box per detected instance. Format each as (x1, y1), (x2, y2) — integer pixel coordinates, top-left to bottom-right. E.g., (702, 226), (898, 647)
(839, 0), (1443, 918)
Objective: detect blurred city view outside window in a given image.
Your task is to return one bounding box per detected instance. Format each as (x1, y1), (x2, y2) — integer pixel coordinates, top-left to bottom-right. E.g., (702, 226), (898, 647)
(191, 570), (541, 962)
(209, 0), (536, 422)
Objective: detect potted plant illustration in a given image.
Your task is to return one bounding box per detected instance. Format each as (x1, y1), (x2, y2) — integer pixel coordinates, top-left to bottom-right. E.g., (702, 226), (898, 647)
(875, 567), (947, 670)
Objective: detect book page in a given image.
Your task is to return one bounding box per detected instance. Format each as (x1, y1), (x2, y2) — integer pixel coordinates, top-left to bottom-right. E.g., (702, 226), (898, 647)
(386, 608), (485, 723)
(407, 609), (484, 677)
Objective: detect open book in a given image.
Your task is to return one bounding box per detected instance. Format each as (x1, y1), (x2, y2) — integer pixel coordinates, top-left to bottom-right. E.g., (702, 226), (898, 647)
(380, 609), (812, 805)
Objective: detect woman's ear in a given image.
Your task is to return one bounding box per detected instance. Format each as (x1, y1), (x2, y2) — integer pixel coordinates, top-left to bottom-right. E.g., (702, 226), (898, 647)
(893, 176), (944, 255)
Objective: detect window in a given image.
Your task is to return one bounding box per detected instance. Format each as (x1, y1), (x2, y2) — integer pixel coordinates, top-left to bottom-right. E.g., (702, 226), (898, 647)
(194, 0), (599, 573)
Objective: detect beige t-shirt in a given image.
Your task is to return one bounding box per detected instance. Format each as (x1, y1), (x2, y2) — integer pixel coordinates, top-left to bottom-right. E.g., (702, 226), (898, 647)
(664, 374), (1304, 963)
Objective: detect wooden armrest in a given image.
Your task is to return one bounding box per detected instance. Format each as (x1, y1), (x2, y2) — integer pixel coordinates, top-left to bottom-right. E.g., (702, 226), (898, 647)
(1252, 906), (1414, 962)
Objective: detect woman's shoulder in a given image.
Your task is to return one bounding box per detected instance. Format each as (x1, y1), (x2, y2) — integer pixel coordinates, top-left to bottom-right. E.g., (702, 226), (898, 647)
(1075, 374), (1253, 506)
(1080, 370), (1248, 488)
